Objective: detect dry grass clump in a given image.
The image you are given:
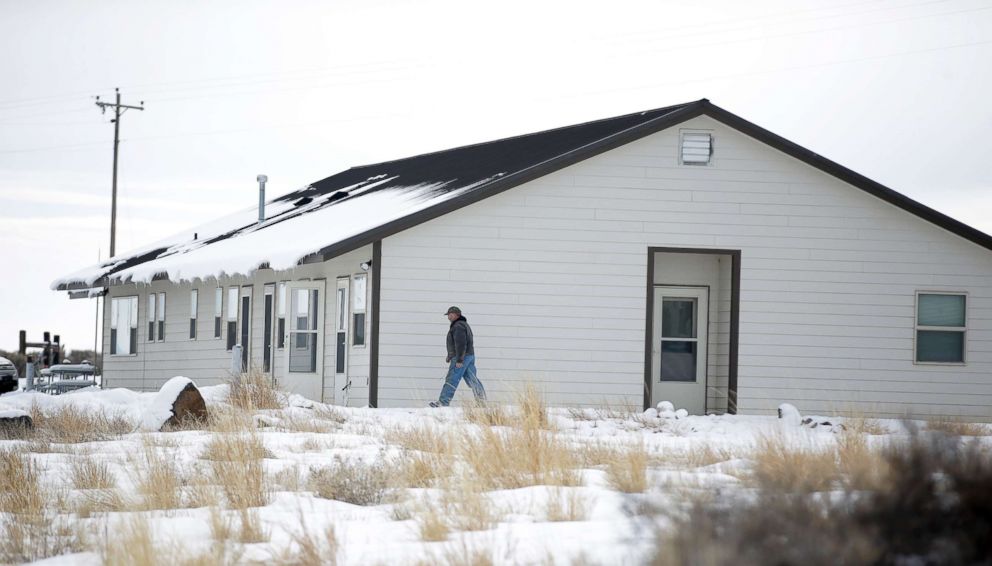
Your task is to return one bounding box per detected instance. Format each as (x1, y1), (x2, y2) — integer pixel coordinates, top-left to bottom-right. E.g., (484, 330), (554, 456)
(386, 423), (452, 454)
(206, 404), (257, 433)
(0, 448), (45, 515)
(416, 504), (451, 542)
(748, 433), (838, 492)
(209, 507), (268, 544)
(71, 457), (117, 490)
(844, 415), (888, 435)
(927, 417), (992, 437)
(464, 403), (513, 427)
(228, 368), (284, 411)
(606, 441), (649, 493)
(27, 403), (135, 443)
(270, 513), (338, 566)
(202, 431), (271, 508)
(836, 429), (888, 490)
(441, 477), (500, 532)
(517, 383), (549, 429)
(130, 442), (186, 510)
(310, 456), (391, 505)
(546, 487), (589, 522)
(461, 425), (580, 490)
(399, 450), (453, 488)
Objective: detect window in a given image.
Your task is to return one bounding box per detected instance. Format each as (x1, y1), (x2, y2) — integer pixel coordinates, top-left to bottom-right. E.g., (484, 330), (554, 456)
(110, 296), (138, 355)
(227, 287), (239, 350)
(680, 131), (712, 166)
(214, 288), (223, 339)
(147, 293), (156, 341)
(352, 274), (367, 346)
(916, 292), (966, 363)
(189, 289), (198, 340)
(277, 282), (287, 349)
(157, 292), (166, 341)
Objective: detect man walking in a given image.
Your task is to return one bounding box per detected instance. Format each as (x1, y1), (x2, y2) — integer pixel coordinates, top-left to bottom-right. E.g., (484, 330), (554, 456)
(430, 306), (487, 407)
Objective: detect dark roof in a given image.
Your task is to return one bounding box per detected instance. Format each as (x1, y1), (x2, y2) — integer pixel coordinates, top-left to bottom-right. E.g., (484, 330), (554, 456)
(56, 98), (992, 290)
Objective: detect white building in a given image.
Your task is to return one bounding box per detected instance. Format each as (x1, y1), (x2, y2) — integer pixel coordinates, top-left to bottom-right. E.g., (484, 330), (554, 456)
(54, 100), (992, 420)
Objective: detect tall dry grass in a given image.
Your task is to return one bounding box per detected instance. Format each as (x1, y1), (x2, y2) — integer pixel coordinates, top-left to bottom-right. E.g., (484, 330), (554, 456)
(228, 368), (284, 411)
(926, 417), (992, 437)
(201, 431), (271, 508)
(460, 425), (580, 490)
(71, 457), (117, 490)
(270, 512), (338, 566)
(606, 441), (649, 493)
(546, 487), (589, 522)
(1, 448), (84, 562)
(748, 433), (838, 492)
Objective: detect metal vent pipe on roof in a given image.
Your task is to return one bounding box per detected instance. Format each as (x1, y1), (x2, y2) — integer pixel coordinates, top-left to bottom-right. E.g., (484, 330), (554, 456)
(256, 174), (268, 224)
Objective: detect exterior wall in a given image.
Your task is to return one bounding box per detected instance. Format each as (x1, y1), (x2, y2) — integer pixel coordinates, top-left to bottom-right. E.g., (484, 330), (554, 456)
(101, 245), (373, 405)
(377, 115), (992, 419)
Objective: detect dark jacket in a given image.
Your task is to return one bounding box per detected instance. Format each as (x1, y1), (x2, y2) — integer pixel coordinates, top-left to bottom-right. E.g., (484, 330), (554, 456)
(446, 316), (475, 363)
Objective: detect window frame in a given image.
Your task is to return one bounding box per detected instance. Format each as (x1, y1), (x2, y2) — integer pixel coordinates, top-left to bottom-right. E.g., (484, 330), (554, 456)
(110, 295), (139, 357)
(351, 273), (367, 347)
(147, 293), (157, 342)
(914, 291), (968, 365)
(214, 287), (223, 339)
(226, 286), (239, 351)
(189, 289), (198, 340)
(157, 292), (166, 342)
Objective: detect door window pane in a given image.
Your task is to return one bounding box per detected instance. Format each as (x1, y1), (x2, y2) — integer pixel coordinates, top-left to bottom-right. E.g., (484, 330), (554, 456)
(662, 298), (696, 339)
(289, 334), (317, 373)
(660, 341), (696, 382)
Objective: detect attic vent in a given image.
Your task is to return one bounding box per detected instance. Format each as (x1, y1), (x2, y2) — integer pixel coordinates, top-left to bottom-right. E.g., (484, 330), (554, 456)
(293, 196), (313, 207)
(680, 132), (712, 166)
(326, 191), (349, 203)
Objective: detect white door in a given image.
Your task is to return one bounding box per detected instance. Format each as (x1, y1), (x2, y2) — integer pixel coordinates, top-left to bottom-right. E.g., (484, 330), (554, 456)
(651, 287), (709, 415)
(282, 281), (325, 401)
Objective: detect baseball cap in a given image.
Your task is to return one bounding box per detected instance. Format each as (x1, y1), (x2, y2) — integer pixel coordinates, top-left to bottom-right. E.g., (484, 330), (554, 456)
(444, 306), (462, 315)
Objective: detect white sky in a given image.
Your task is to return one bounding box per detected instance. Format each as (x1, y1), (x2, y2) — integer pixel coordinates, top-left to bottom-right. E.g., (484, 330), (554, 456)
(1, 0), (990, 353)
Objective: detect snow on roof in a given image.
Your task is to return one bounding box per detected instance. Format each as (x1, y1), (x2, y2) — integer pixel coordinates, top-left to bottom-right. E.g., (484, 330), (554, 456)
(52, 101), (695, 290)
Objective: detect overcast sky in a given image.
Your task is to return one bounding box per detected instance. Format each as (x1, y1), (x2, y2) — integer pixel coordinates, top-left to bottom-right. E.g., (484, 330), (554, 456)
(1, 0), (990, 354)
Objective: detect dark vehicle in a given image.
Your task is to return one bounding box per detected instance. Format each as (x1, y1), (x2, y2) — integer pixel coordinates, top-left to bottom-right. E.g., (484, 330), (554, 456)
(0, 356), (17, 394)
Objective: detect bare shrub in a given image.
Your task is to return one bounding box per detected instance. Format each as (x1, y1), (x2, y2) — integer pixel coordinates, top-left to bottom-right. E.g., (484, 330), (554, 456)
(271, 464), (305, 492)
(71, 457), (116, 490)
(202, 432), (271, 508)
(652, 428), (992, 566)
(606, 442), (649, 493)
(310, 456), (390, 505)
(228, 368), (284, 411)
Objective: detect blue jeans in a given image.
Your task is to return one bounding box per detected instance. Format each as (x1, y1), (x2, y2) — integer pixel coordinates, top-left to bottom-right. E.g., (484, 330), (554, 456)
(438, 354), (486, 406)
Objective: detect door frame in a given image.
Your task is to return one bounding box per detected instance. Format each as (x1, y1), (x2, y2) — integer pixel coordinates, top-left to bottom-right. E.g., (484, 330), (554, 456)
(334, 277), (350, 405)
(262, 283), (275, 375)
(643, 247), (740, 413)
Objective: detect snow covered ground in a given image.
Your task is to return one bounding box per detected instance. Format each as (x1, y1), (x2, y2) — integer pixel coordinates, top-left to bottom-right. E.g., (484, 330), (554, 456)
(0, 382), (989, 565)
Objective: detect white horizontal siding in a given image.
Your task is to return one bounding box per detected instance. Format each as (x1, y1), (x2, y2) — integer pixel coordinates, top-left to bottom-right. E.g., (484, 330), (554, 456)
(377, 115), (992, 419)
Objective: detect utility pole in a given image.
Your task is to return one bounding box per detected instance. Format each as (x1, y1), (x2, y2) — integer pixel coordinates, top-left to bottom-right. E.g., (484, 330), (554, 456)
(95, 88), (144, 257)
